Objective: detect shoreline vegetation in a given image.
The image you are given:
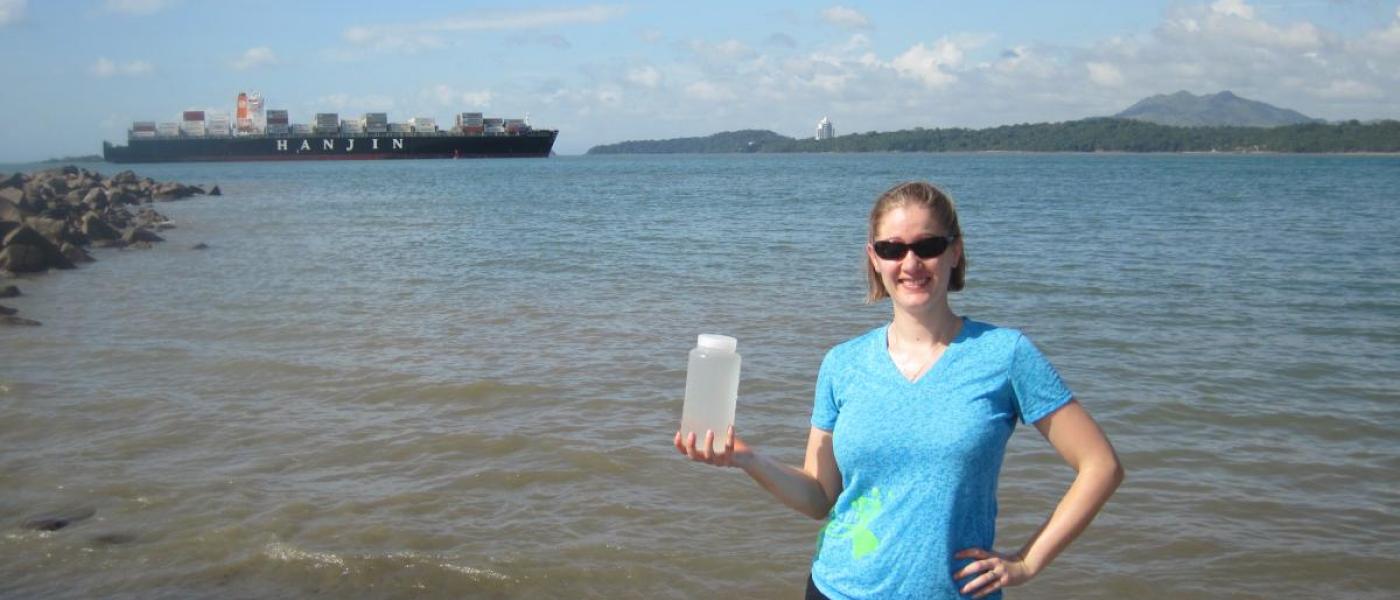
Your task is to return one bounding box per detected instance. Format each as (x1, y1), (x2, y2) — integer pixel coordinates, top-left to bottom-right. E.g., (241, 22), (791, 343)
(0, 165), (219, 326)
(585, 117), (1400, 155)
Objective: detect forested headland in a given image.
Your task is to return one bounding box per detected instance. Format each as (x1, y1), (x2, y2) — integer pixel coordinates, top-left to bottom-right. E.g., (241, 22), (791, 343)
(586, 118), (1400, 154)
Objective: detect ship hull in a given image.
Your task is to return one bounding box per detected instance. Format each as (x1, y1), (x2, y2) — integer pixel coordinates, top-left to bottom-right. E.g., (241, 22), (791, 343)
(103, 131), (557, 163)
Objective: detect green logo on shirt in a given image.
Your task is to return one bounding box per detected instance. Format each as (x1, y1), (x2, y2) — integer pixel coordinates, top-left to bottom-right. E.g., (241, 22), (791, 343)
(820, 487), (883, 559)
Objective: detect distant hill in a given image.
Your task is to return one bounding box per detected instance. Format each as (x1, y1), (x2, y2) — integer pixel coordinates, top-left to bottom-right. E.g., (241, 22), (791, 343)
(1115, 90), (1318, 127)
(585, 118), (1400, 154)
(587, 129), (792, 154)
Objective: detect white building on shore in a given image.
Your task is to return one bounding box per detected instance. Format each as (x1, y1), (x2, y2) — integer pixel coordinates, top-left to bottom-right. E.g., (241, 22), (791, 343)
(816, 116), (834, 140)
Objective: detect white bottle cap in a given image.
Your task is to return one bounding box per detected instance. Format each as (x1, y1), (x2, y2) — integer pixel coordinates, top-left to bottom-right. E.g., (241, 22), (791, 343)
(696, 334), (737, 352)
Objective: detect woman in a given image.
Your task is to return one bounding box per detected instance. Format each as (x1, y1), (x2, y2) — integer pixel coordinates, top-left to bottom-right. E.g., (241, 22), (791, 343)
(675, 181), (1123, 599)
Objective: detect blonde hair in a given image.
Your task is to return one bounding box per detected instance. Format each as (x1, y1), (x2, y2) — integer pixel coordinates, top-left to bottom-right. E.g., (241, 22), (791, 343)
(864, 181), (967, 303)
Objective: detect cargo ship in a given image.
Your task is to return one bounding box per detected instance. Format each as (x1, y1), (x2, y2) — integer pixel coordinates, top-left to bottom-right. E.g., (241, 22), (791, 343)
(103, 92), (557, 163)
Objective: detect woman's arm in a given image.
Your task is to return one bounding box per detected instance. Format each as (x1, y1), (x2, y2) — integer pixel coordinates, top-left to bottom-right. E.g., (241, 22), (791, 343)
(955, 399), (1124, 598)
(675, 426), (842, 520)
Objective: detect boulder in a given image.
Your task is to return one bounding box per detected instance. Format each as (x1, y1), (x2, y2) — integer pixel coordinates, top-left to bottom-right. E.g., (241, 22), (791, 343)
(23, 216), (84, 247)
(0, 195), (28, 223)
(191, 242), (209, 250)
(0, 244), (47, 273)
(0, 284), (18, 298)
(81, 211), (121, 241)
(2, 225), (74, 270)
(0, 172), (22, 189)
(153, 182), (197, 201)
(121, 227), (163, 244)
(1, 315), (41, 326)
(209, 185), (222, 196)
(82, 187), (109, 209)
(60, 242), (93, 264)
(0, 303), (14, 315)
(92, 238), (128, 249)
(111, 170), (139, 185)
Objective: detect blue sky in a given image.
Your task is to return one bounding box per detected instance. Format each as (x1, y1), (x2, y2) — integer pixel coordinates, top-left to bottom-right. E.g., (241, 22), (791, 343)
(1, 0), (1397, 161)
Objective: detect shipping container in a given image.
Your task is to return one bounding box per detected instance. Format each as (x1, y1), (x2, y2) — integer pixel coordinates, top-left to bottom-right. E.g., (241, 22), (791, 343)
(156, 123), (181, 136)
(340, 121), (364, 133)
(132, 121), (157, 132)
(265, 124), (290, 135)
(485, 125), (506, 134)
(290, 124), (313, 134)
(183, 110), (205, 122)
(483, 118), (504, 126)
(131, 131), (157, 139)
(363, 112), (388, 125)
(463, 125), (485, 135)
(267, 109), (289, 120)
(388, 123), (411, 132)
(315, 113), (339, 126)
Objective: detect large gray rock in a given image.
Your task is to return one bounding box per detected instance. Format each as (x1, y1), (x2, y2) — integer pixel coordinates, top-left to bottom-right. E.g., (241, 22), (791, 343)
(0, 284), (18, 298)
(0, 196), (27, 223)
(0, 303), (14, 315)
(121, 227), (163, 244)
(81, 211), (121, 241)
(2, 225), (74, 270)
(82, 187), (109, 209)
(209, 185), (222, 196)
(23, 216), (84, 247)
(1, 315), (41, 326)
(152, 182), (198, 201)
(111, 170), (139, 185)
(0, 172), (22, 189)
(0, 244), (46, 272)
(60, 242), (93, 264)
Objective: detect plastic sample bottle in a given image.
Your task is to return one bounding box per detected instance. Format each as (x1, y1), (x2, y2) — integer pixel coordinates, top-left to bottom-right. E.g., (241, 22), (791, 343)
(681, 334), (741, 454)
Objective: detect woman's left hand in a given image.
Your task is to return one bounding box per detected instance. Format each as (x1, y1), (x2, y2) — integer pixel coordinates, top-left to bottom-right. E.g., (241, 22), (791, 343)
(952, 548), (1033, 598)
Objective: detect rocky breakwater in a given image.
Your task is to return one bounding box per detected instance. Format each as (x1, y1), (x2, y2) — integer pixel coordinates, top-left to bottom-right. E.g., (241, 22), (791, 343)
(0, 165), (221, 326)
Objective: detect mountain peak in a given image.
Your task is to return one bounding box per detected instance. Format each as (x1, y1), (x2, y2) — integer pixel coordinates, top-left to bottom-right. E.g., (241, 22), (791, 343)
(1115, 90), (1316, 127)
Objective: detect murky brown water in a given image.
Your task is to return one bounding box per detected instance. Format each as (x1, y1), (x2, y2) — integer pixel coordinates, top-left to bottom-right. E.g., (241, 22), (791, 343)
(3, 155), (1398, 598)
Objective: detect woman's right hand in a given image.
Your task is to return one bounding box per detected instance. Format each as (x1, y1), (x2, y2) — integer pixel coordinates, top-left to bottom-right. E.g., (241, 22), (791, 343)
(674, 425), (752, 469)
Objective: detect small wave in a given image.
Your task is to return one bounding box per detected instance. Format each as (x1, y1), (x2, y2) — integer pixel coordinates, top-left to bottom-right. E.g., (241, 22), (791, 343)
(261, 542), (512, 583)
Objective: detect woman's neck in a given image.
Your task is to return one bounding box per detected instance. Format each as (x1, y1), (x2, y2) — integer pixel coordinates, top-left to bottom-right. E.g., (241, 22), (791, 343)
(889, 303), (961, 348)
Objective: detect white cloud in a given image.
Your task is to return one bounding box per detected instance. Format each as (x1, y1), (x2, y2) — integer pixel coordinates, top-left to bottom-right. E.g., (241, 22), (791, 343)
(1209, 0), (1254, 19)
(231, 47), (278, 70)
(344, 5), (626, 53)
(685, 81), (736, 102)
(91, 57), (153, 77)
(639, 28), (663, 43)
(1314, 79), (1381, 100)
(821, 6), (870, 30)
(0, 0), (25, 26)
(1086, 62), (1124, 87)
(626, 66), (662, 88)
(103, 0), (176, 14)
(423, 85), (493, 108)
(316, 93), (397, 112)
(688, 39), (756, 61)
(890, 39), (964, 88)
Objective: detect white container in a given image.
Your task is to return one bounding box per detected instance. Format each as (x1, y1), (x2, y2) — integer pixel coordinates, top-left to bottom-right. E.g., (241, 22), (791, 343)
(680, 334), (741, 453)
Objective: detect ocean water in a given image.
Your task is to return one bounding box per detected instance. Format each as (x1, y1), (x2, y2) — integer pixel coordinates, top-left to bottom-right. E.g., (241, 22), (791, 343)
(2, 153), (1398, 598)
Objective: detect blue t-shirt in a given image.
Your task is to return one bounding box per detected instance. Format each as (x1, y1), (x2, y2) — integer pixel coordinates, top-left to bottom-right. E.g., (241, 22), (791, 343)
(809, 317), (1073, 600)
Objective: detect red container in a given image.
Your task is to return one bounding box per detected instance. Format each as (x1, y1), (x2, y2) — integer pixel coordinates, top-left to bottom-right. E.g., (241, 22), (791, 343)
(183, 110), (205, 122)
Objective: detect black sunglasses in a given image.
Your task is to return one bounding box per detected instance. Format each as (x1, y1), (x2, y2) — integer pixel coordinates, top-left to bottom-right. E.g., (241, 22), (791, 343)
(871, 236), (957, 260)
